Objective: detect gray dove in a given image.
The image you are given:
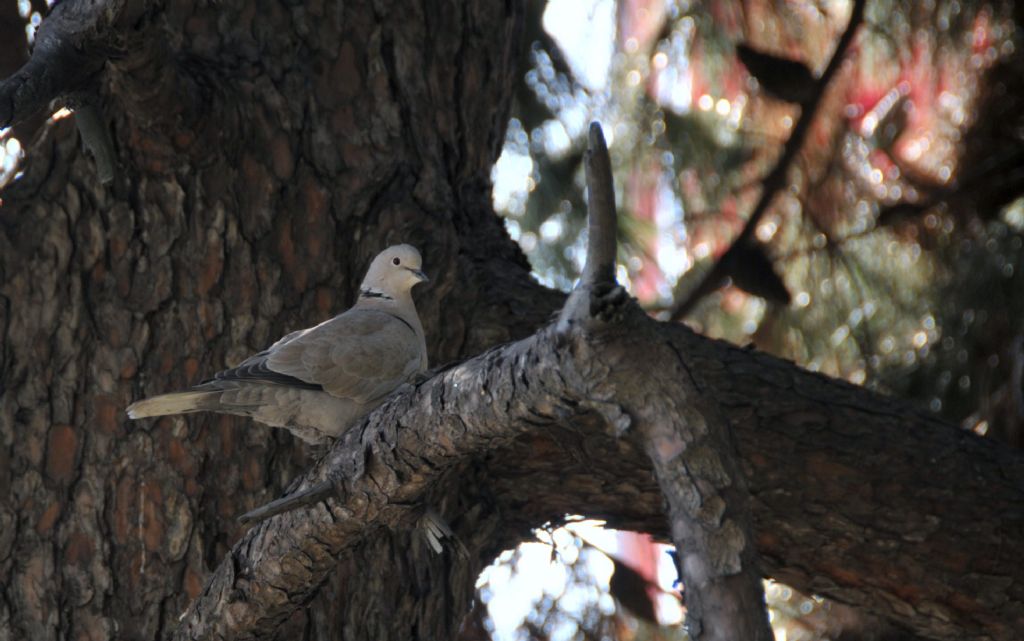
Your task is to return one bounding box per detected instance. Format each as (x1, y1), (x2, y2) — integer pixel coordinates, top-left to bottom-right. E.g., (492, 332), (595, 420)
(127, 245), (429, 444)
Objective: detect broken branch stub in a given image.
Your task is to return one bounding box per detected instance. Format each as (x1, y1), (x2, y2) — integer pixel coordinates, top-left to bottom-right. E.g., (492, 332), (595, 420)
(551, 124), (773, 641)
(558, 122), (629, 330)
(581, 122), (618, 289)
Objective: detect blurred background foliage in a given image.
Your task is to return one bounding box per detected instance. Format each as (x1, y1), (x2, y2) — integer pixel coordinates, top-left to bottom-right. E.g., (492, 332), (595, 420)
(495, 0), (1023, 444)
(483, 0), (1024, 639)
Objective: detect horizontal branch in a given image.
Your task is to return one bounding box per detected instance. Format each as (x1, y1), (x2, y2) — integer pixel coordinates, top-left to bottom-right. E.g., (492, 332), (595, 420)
(176, 312), (1024, 641)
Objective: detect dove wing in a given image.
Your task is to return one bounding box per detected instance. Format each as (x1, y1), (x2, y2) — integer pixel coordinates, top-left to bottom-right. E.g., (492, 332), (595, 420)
(260, 308), (423, 402)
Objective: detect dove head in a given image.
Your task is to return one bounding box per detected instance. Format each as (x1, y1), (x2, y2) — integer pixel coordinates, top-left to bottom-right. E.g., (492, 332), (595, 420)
(359, 244), (429, 300)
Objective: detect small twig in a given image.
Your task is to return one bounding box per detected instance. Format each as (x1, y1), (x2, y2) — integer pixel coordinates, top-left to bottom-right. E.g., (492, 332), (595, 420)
(669, 0), (866, 320)
(238, 480), (337, 525)
(419, 508), (469, 557)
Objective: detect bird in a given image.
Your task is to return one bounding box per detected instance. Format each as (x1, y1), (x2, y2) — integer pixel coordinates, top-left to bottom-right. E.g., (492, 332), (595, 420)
(735, 43), (817, 104)
(127, 244), (429, 445)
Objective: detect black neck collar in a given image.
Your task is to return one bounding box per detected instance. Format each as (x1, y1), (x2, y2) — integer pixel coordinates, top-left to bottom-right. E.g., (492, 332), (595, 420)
(360, 288), (394, 301)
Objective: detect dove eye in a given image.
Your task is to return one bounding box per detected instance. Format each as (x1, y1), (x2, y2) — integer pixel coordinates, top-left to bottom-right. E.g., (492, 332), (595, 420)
(392, 257), (401, 266)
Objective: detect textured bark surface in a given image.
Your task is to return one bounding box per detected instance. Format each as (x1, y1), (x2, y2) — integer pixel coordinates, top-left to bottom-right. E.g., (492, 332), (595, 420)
(637, 362), (773, 641)
(170, 313), (1024, 641)
(0, 1), (550, 639)
(0, 1), (1022, 641)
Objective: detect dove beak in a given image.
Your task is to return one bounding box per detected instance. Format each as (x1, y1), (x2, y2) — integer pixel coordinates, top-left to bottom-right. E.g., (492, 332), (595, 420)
(408, 268), (429, 283)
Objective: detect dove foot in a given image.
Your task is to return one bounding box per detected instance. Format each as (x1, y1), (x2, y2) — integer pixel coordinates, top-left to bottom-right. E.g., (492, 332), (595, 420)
(589, 284), (631, 321)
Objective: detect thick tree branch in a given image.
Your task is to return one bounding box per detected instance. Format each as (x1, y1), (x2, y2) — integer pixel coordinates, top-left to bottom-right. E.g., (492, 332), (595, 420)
(558, 122), (627, 331)
(564, 122), (773, 641)
(638, 364), (773, 641)
(0, 0), (141, 127)
(670, 0), (866, 319)
(174, 329), (581, 640)
(0, 0), (210, 185)
(175, 314), (1024, 641)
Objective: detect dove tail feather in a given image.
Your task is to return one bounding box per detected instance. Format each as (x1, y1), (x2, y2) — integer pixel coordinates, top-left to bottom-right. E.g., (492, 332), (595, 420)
(126, 391), (222, 419)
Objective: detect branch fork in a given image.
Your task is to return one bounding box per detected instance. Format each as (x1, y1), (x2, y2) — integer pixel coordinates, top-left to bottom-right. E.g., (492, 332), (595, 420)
(218, 122), (773, 641)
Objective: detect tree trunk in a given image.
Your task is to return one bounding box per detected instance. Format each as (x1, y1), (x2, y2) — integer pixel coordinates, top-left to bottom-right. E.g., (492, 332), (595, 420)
(0, 1), (550, 639)
(1, 1), (1022, 641)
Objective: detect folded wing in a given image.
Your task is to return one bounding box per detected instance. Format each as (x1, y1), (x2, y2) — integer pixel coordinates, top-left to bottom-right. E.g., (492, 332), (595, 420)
(208, 309), (423, 402)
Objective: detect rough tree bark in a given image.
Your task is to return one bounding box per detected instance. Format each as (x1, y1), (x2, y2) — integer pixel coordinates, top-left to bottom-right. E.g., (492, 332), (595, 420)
(1, 1), (552, 639)
(0, 2), (1021, 641)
